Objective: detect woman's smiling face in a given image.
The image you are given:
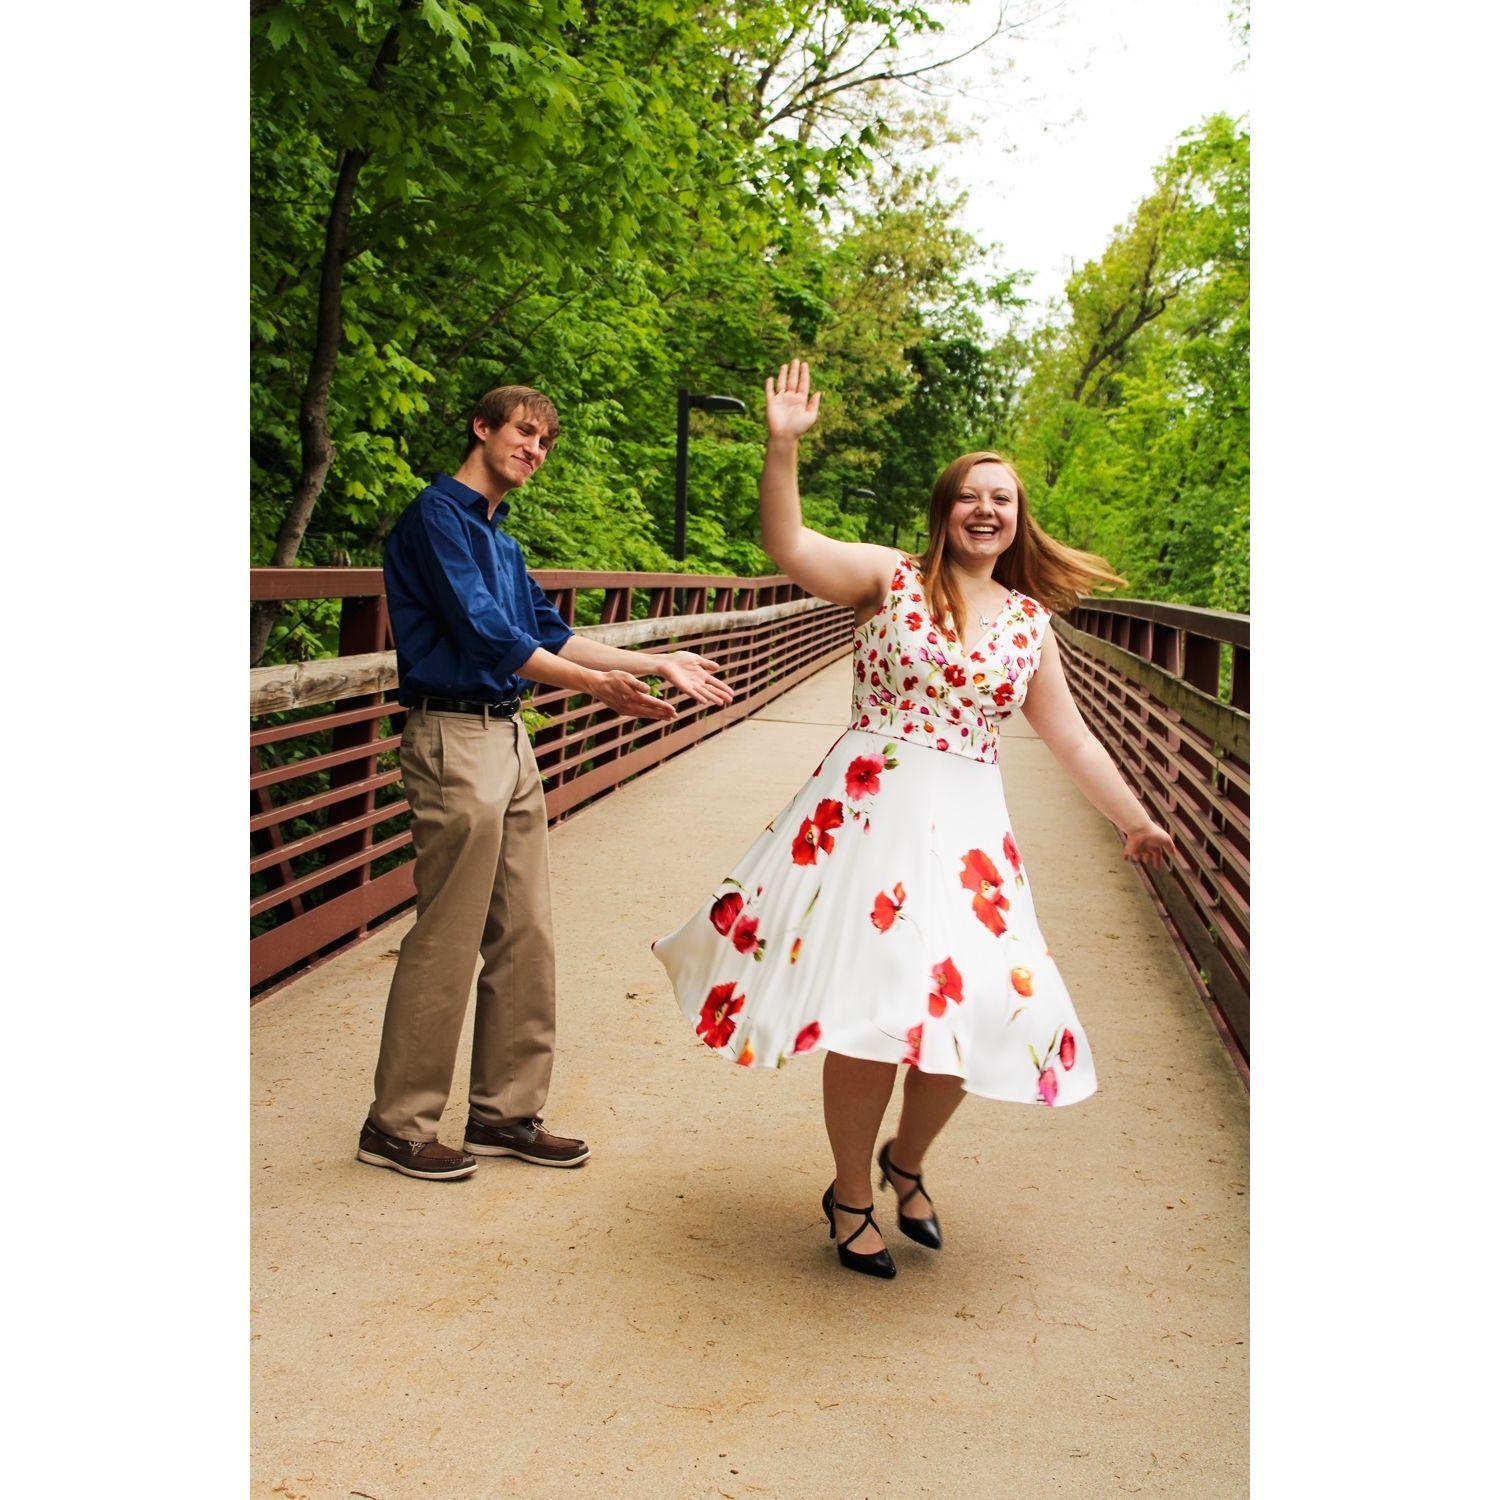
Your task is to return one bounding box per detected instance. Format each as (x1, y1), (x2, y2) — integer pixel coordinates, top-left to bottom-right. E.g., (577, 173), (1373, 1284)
(944, 461), (1019, 565)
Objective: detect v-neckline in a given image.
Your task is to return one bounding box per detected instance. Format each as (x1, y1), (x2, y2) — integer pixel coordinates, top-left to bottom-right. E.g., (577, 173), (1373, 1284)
(959, 589), (1017, 656)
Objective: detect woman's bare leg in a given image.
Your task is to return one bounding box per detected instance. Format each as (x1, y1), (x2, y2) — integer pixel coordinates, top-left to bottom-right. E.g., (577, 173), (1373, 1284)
(821, 1051), (898, 1253)
(887, 1068), (967, 1217)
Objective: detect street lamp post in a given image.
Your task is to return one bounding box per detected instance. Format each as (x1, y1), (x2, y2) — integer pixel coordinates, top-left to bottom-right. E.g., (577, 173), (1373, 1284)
(675, 389), (747, 562)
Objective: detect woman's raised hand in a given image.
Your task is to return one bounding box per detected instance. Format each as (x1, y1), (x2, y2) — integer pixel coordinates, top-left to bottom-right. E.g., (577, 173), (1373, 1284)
(765, 359), (822, 440)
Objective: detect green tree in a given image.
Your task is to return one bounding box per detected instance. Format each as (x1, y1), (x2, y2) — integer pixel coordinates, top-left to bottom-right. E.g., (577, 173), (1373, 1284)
(1007, 114), (1249, 608)
(251, 0), (1024, 660)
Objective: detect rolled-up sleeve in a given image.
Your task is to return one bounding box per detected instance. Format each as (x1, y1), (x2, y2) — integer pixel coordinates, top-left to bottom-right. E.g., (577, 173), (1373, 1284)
(416, 494), (541, 679)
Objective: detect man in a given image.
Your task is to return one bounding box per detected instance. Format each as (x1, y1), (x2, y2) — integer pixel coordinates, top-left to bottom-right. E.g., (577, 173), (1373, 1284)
(358, 384), (733, 1180)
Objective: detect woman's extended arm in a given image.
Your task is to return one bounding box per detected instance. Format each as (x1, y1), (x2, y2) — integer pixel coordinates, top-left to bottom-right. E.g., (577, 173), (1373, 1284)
(1020, 632), (1177, 868)
(760, 360), (897, 613)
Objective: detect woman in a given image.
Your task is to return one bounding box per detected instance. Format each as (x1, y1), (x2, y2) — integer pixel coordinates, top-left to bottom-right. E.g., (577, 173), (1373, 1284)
(653, 360), (1175, 1279)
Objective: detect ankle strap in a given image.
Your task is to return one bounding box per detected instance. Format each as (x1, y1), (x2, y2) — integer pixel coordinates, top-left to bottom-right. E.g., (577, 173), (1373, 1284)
(881, 1144), (926, 1209)
(882, 1154), (920, 1182)
(832, 1200), (878, 1251)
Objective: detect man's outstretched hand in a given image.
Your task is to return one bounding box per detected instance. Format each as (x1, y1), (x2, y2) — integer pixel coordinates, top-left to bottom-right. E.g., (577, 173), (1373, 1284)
(589, 669), (677, 722)
(657, 650), (735, 707)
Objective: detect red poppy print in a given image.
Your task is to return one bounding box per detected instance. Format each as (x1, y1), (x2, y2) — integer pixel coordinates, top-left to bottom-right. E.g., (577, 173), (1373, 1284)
(943, 664), (967, 687)
(902, 1023), (923, 1066)
(1010, 966), (1033, 997)
(696, 983), (744, 1049)
(1037, 1067), (1059, 1106)
(709, 890), (744, 936)
(1020, 597), (1037, 617)
(1059, 1029), (1076, 1071)
(792, 798), (844, 866)
(870, 881), (907, 933)
(928, 956), (965, 1017)
(793, 1021), (822, 1054)
(960, 849), (1011, 935)
(1003, 831), (1022, 873)
(845, 755), (885, 801)
(1012, 632), (1029, 648)
(994, 681), (1015, 708)
(904, 611), (924, 631)
(732, 915), (765, 960)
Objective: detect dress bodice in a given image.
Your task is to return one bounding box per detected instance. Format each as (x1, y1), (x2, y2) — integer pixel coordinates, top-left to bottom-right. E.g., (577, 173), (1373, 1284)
(849, 555), (1051, 765)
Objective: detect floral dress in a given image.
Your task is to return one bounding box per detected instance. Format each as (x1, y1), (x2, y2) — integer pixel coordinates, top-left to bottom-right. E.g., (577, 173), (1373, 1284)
(651, 555), (1097, 1107)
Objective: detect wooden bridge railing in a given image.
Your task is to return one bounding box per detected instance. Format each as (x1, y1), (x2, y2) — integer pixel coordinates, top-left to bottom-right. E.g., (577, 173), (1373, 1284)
(250, 570), (852, 993)
(1054, 598), (1250, 1073)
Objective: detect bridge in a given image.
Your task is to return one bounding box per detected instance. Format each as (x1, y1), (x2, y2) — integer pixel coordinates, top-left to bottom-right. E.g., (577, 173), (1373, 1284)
(251, 570), (1249, 1497)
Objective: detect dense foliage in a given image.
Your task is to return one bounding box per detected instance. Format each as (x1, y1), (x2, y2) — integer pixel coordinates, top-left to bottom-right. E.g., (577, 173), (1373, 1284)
(251, 1), (1248, 664)
(1007, 115), (1249, 612)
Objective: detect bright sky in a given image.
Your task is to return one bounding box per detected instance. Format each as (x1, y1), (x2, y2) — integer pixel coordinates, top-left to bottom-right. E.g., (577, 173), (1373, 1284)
(912, 0), (1249, 318)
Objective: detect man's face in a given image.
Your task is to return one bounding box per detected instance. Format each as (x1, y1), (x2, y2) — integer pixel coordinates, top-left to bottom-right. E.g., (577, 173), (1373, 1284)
(476, 406), (555, 491)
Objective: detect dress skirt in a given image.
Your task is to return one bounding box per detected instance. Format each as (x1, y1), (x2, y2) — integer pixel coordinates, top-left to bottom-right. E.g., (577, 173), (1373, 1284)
(652, 727), (1098, 1106)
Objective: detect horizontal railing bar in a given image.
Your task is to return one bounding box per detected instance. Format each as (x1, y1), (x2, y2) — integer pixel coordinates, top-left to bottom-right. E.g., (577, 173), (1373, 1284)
(250, 732), (405, 792)
(563, 595), (827, 650)
(250, 768), (404, 834)
(251, 863), (416, 990)
(251, 568), (385, 601)
(250, 567), (805, 603)
(250, 829), (413, 917)
(251, 698), (405, 748)
(1073, 597), (1250, 648)
(534, 570), (802, 591)
(250, 798), (411, 876)
(252, 652), (398, 717)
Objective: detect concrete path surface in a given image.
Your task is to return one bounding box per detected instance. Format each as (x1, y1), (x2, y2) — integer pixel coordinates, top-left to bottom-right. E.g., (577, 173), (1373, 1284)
(252, 658), (1248, 1499)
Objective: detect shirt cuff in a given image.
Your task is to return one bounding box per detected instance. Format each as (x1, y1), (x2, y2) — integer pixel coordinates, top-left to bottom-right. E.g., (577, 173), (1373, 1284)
(490, 631), (542, 681)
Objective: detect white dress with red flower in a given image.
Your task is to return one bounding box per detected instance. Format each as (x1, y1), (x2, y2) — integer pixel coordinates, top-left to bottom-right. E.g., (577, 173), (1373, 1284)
(651, 555), (1097, 1107)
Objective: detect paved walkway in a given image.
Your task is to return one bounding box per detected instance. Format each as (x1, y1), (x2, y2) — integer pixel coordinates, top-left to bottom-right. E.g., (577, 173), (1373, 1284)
(252, 659), (1248, 1499)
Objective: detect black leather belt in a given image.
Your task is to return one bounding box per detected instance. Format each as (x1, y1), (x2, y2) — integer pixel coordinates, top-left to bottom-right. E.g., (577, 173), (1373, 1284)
(419, 695), (521, 719)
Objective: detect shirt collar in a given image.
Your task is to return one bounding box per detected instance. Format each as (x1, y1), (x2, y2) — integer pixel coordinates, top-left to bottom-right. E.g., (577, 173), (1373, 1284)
(433, 472), (510, 523)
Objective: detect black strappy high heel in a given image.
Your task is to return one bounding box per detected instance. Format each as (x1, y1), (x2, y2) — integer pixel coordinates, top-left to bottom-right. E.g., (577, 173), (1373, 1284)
(821, 1183), (897, 1279)
(878, 1140), (943, 1249)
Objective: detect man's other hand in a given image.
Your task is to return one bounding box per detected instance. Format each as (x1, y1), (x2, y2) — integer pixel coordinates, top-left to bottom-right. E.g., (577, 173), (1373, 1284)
(658, 651), (735, 707)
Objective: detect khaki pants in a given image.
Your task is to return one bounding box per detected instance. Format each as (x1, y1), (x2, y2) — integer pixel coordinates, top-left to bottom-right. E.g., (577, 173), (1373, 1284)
(369, 707), (556, 1141)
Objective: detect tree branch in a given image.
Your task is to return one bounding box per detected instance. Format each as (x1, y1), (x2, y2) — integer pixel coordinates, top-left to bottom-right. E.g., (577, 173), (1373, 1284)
(251, 0), (418, 665)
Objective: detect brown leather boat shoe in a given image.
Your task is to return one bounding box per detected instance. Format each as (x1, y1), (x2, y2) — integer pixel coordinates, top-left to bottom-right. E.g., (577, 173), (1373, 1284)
(357, 1119), (477, 1180)
(463, 1116), (591, 1168)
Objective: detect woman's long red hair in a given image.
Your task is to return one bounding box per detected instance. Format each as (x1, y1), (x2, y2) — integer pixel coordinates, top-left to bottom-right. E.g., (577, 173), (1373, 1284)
(917, 452), (1124, 643)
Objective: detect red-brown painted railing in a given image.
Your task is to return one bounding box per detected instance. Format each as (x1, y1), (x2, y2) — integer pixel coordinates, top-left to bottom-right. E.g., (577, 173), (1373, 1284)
(250, 570), (852, 993)
(1053, 598), (1250, 1073)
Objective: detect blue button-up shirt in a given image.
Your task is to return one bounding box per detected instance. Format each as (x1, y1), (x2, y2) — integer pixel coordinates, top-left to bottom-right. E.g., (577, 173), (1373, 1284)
(383, 473), (574, 706)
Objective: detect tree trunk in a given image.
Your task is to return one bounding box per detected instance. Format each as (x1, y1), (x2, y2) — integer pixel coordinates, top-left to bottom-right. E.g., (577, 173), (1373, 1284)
(250, 1), (415, 665)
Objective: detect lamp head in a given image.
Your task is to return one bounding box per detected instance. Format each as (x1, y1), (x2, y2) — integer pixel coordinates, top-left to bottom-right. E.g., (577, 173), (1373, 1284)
(687, 393), (747, 415)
